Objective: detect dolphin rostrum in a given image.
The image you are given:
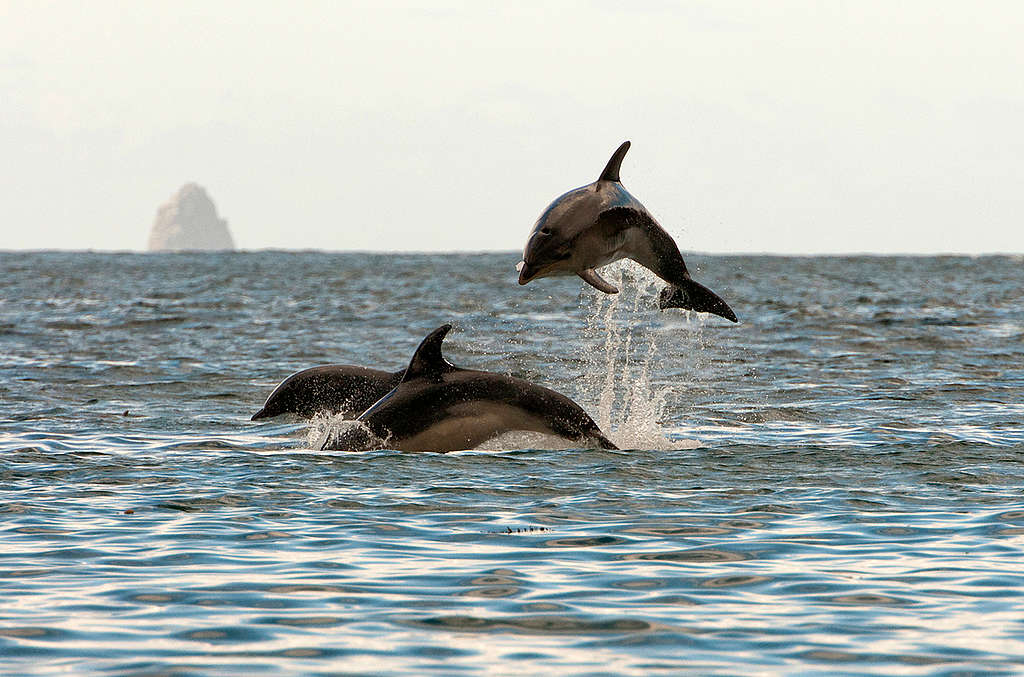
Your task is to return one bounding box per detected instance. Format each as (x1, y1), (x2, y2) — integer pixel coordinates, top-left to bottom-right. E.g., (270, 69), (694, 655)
(319, 325), (618, 452)
(252, 365), (403, 421)
(517, 141), (737, 322)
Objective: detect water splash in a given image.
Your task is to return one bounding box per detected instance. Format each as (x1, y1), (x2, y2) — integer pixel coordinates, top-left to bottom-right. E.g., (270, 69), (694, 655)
(577, 262), (700, 450)
(306, 415), (382, 451)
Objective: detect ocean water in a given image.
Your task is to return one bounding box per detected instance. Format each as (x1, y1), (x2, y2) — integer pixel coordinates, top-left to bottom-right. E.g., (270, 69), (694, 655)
(2, 250), (1023, 675)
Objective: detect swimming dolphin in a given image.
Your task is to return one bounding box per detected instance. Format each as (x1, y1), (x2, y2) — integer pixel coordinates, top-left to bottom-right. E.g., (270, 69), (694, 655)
(251, 365), (403, 421)
(517, 141), (737, 323)
(319, 325), (617, 452)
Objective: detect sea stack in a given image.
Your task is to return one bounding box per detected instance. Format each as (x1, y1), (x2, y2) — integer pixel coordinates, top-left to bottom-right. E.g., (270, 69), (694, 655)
(148, 183), (235, 251)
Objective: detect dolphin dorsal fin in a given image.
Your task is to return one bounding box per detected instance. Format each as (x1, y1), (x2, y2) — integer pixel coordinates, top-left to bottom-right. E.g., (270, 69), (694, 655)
(402, 324), (457, 382)
(598, 141), (631, 183)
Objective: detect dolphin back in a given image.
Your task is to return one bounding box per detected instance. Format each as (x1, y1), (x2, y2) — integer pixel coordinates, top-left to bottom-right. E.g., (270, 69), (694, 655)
(252, 365), (403, 420)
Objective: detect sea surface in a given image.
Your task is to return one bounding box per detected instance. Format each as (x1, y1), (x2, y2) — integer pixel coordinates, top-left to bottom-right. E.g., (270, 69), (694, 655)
(2, 251), (1023, 676)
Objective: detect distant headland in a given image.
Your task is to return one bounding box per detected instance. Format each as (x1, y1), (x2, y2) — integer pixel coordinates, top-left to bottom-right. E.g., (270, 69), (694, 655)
(148, 183), (235, 252)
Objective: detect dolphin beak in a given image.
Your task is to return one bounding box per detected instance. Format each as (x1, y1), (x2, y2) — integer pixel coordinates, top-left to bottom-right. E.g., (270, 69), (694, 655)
(517, 262), (535, 285)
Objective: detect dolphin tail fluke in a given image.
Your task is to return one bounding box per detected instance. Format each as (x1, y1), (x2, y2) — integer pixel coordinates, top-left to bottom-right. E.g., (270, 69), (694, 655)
(251, 407), (269, 421)
(658, 280), (738, 323)
(593, 432), (619, 450)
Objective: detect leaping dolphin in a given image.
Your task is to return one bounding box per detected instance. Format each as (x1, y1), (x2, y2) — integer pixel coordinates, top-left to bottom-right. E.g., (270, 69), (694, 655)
(517, 141), (737, 323)
(319, 325), (617, 452)
(252, 365), (403, 421)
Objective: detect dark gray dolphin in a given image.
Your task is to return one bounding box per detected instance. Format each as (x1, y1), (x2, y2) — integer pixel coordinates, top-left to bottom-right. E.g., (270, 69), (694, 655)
(252, 365), (403, 421)
(517, 141), (737, 323)
(319, 325), (617, 452)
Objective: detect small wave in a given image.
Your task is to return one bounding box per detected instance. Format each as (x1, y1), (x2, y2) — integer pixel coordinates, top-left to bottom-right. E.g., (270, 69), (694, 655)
(404, 614), (654, 635)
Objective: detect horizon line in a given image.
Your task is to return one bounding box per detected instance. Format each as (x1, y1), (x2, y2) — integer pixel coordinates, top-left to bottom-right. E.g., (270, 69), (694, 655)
(2, 248), (1023, 258)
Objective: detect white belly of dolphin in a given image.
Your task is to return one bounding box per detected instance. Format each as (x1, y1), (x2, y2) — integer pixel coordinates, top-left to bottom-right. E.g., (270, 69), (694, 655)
(390, 402), (570, 452)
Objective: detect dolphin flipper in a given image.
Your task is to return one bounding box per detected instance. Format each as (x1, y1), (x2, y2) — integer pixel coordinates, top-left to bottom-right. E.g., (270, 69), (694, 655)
(578, 268), (619, 294)
(658, 280), (738, 323)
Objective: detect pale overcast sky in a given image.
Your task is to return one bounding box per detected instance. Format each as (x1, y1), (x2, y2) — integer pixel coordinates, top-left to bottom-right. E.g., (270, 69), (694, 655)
(2, 1), (1022, 253)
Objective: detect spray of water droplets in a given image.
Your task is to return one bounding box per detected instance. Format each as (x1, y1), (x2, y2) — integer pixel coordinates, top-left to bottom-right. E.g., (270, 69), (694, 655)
(306, 414), (384, 451)
(576, 262), (704, 450)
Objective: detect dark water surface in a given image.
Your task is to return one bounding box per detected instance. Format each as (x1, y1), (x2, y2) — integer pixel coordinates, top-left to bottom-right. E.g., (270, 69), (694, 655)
(2, 251), (1023, 675)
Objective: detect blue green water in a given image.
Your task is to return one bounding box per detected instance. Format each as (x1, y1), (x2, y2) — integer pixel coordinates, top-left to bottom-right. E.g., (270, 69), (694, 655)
(2, 251), (1023, 674)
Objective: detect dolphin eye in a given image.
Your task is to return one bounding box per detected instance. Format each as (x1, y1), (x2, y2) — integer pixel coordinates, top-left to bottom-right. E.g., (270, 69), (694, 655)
(540, 226), (551, 235)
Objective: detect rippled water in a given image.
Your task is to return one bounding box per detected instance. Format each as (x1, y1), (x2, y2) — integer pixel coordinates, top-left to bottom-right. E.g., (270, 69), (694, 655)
(2, 251), (1023, 675)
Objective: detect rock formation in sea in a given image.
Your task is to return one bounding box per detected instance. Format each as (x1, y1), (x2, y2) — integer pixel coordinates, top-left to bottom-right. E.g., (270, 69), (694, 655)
(147, 183), (235, 251)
